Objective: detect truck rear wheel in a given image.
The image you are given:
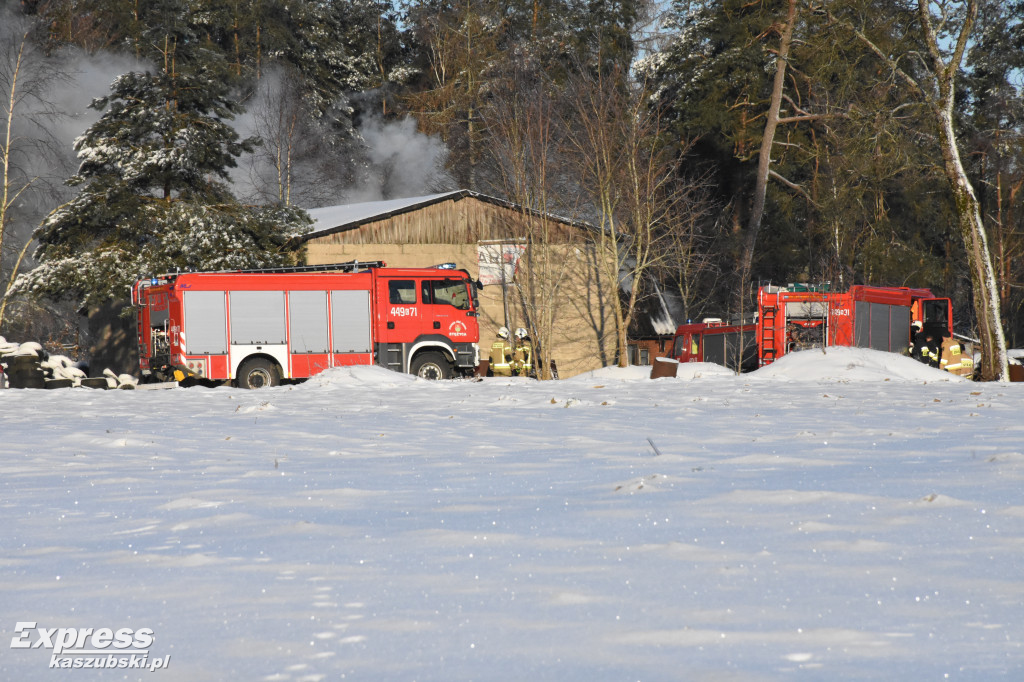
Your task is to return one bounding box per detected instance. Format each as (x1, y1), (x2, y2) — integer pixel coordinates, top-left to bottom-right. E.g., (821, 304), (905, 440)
(237, 357), (280, 389)
(411, 352), (452, 380)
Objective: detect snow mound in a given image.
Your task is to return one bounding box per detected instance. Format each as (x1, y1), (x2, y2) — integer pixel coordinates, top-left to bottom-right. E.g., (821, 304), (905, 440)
(564, 365), (653, 383)
(304, 364), (417, 387)
(749, 346), (967, 382)
(566, 362), (735, 385)
(674, 361), (736, 379)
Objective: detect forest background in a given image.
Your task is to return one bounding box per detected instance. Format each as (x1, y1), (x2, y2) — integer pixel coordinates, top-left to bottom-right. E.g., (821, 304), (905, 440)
(0, 0), (1021, 378)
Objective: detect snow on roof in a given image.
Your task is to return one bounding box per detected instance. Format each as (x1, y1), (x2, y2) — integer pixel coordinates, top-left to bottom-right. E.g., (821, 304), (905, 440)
(302, 189), (593, 242)
(305, 191), (465, 236)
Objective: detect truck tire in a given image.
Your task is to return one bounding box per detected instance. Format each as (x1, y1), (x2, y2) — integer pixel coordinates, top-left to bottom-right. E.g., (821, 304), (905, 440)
(411, 352), (452, 380)
(237, 357), (280, 389)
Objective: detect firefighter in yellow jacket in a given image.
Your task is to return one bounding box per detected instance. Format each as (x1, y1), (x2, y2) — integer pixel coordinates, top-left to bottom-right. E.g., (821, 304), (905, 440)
(489, 327), (514, 376)
(513, 327), (533, 377)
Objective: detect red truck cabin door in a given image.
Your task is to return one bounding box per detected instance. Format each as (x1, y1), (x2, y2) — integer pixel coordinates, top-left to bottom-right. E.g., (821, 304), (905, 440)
(376, 275), (423, 343)
(672, 332), (698, 363)
(420, 278), (477, 342)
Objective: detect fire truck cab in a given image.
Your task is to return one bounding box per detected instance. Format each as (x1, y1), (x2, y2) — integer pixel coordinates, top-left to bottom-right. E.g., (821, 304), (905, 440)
(132, 262), (481, 387)
(671, 318), (758, 373)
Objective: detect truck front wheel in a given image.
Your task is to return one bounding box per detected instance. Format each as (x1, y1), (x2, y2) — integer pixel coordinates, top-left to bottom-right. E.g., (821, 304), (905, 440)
(411, 352), (452, 380)
(237, 357), (280, 389)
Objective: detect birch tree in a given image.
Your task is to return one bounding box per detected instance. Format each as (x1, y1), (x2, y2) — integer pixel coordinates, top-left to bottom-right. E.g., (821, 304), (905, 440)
(0, 15), (71, 328)
(823, 0), (1009, 381)
(741, 0), (798, 279)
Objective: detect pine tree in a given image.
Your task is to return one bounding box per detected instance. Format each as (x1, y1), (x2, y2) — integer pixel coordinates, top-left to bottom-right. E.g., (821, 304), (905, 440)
(640, 0), (968, 299)
(638, 0), (808, 298)
(12, 12), (309, 308)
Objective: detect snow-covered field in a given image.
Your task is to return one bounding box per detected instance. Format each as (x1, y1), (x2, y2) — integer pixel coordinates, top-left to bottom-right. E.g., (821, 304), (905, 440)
(2, 347), (1022, 681)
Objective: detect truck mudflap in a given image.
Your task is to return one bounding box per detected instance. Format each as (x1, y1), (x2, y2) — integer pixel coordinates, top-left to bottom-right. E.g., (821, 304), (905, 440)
(378, 338), (479, 375)
(451, 341), (479, 369)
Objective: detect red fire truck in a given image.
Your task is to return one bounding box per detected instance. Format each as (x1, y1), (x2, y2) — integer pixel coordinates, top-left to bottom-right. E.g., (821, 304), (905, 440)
(131, 261), (481, 388)
(756, 283), (953, 365)
(671, 283), (969, 375)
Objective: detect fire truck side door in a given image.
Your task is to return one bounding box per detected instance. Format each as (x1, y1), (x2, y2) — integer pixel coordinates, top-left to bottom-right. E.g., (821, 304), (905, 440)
(377, 277), (421, 343)
(183, 290), (227, 355)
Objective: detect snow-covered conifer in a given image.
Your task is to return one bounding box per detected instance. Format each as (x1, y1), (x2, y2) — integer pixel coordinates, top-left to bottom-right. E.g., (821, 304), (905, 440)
(13, 12), (310, 308)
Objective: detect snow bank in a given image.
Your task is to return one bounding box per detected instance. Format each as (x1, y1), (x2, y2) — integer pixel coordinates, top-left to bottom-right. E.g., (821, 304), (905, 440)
(565, 362), (735, 385)
(563, 365), (655, 383)
(303, 364), (418, 387)
(555, 347), (958, 385)
(749, 345), (967, 382)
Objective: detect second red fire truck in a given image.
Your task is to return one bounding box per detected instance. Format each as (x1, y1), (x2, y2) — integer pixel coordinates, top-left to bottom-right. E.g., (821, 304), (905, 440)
(671, 283), (972, 376)
(132, 261), (482, 388)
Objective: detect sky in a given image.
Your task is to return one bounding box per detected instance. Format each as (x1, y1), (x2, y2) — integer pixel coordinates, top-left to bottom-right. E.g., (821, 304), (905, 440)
(2, 346), (1022, 681)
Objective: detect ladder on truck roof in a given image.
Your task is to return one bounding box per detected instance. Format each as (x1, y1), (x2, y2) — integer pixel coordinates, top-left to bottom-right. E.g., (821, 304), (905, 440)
(132, 261), (386, 302)
(213, 260), (386, 275)
(148, 260), (386, 281)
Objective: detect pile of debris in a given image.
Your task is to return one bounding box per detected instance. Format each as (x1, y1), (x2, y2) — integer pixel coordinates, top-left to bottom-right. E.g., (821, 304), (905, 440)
(0, 337), (138, 390)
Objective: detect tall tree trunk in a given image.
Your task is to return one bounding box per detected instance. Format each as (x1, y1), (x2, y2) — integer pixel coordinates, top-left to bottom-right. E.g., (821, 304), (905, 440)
(934, 104), (1008, 380)
(826, 0), (1009, 381)
(740, 0), (797, 278)
(918, 0), (1007, 381)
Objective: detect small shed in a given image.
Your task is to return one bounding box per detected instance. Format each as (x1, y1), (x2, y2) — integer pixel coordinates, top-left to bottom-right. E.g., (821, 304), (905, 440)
(294, 190), (619, 378)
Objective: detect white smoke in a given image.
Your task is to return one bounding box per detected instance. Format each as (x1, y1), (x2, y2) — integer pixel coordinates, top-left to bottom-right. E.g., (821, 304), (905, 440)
(345, 115), (455, 203)
(232, 70), (455, 209)
(47, 49), (147, 153)
(1, 7), (144, 267)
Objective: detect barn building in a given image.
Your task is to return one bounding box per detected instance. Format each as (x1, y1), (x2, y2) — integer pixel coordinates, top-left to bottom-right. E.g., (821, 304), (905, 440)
(294, 190), (645, 378)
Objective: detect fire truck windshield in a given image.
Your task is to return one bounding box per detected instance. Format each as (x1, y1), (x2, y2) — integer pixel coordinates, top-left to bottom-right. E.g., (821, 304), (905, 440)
(422, 279), (471, 310)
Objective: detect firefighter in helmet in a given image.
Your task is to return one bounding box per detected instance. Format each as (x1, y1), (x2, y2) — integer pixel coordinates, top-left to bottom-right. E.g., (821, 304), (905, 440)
(922, 334), (941, 368)
(489, 327), (514, 376)
(912, 326), (940, 368)
(909, 321), (928, 363)
(513, 327), (533, 377)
